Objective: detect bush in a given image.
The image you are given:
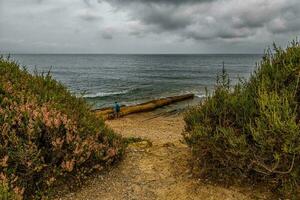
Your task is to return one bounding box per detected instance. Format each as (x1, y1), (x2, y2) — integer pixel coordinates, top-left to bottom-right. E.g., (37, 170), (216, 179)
(183, 41), (300, 197)
(1, 179), (19, 200)
(0, 57), (125, 199)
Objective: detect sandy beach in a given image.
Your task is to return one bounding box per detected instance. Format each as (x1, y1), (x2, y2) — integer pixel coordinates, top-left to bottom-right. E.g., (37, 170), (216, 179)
(59, 110), (270, 200)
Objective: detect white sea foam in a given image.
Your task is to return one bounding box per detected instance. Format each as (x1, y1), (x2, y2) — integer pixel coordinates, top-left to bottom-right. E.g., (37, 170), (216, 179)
(83, 90), (129, 98)
(195, 94), (207, 98)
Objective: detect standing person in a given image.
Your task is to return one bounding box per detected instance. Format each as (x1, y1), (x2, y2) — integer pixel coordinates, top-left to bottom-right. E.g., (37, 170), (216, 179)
(114, 101), (120, 118)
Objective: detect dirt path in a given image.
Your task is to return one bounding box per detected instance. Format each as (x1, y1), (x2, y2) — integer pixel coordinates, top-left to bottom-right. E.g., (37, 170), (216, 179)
(59, 112), (269, 200)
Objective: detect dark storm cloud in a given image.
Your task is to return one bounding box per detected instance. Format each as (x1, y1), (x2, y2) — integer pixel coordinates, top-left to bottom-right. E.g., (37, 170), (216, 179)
(1, 0), (299, 53)
(103, 0), (300, 41)
(138, 5), (192, 31)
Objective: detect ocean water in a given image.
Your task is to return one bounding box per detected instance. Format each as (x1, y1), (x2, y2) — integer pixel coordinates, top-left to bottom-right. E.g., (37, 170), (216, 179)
(10, 54), (262, 109)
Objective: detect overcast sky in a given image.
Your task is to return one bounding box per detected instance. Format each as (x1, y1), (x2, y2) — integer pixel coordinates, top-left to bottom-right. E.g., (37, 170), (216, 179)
(0, 0), (299, 54)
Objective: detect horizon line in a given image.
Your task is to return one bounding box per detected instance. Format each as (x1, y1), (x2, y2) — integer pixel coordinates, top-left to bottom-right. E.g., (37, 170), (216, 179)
(1, 52), (263, 55)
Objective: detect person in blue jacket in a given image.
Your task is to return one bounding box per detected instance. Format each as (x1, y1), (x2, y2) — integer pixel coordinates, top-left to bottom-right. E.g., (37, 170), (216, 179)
(114, 101), (120, 118)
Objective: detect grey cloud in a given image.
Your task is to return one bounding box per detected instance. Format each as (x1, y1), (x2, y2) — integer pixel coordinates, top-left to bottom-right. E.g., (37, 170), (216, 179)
(102, 0), (214, 5)
(101, 29), (114, 40)
(267, 6), (300, 34)
(184, 26), (255, 41)
(83, 0), (92, 7)
(138, 5), (192, 31)
(102, 33), (113, 40)
(217, 29), (254, 39)
(1, 0), (300, 54)
(78, 10), (102, 21)
(268, 18), (300, 34)
(185, 32), (214, 40)
(103, 0), (300, 41)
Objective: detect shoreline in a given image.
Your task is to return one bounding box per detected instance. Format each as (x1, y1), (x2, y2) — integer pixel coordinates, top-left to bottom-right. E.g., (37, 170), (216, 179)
(94, 94), (198, 119)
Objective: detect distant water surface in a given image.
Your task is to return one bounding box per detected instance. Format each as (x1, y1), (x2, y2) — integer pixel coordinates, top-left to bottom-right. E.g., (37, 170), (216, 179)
(10, 54), (262, 108)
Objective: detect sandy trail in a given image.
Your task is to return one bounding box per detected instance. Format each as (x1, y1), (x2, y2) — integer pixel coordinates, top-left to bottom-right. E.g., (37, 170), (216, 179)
(59, 112), (269, 200)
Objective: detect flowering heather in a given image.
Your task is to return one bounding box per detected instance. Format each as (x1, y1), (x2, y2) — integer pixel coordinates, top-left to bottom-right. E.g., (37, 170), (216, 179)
(0, 57), (125, 199)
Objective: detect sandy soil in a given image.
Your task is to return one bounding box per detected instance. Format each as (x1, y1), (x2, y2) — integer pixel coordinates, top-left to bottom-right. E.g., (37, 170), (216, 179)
(58, 111), (270, 200)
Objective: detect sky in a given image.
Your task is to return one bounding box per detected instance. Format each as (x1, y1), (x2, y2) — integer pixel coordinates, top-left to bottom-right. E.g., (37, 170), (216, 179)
(0, 0), (299, 54)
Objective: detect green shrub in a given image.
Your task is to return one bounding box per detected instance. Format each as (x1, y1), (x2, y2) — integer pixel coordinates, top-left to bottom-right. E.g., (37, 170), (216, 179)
(0, 179), (18, 200)
(0, 57), (125, 199)
(183, 41), (300, 197)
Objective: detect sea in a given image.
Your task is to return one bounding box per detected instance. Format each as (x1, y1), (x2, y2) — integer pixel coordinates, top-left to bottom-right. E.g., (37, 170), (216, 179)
(9, 54), (262, 109)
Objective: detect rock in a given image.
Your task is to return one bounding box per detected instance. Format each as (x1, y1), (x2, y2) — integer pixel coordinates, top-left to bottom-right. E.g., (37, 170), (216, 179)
(129, 141), (152, 149)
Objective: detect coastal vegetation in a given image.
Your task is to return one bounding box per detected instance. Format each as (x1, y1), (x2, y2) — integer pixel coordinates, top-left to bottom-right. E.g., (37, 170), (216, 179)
(2, 41), (300, 199)
(184, 41), (300, 197)
(0, 57), (125, 199)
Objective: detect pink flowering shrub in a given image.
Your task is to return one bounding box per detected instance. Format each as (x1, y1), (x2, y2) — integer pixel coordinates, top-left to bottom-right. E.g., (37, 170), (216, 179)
(0, 57), (125, 199)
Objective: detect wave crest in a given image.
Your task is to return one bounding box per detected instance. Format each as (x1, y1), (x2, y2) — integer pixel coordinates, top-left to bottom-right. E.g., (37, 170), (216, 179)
(83, 90), (129, 98)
